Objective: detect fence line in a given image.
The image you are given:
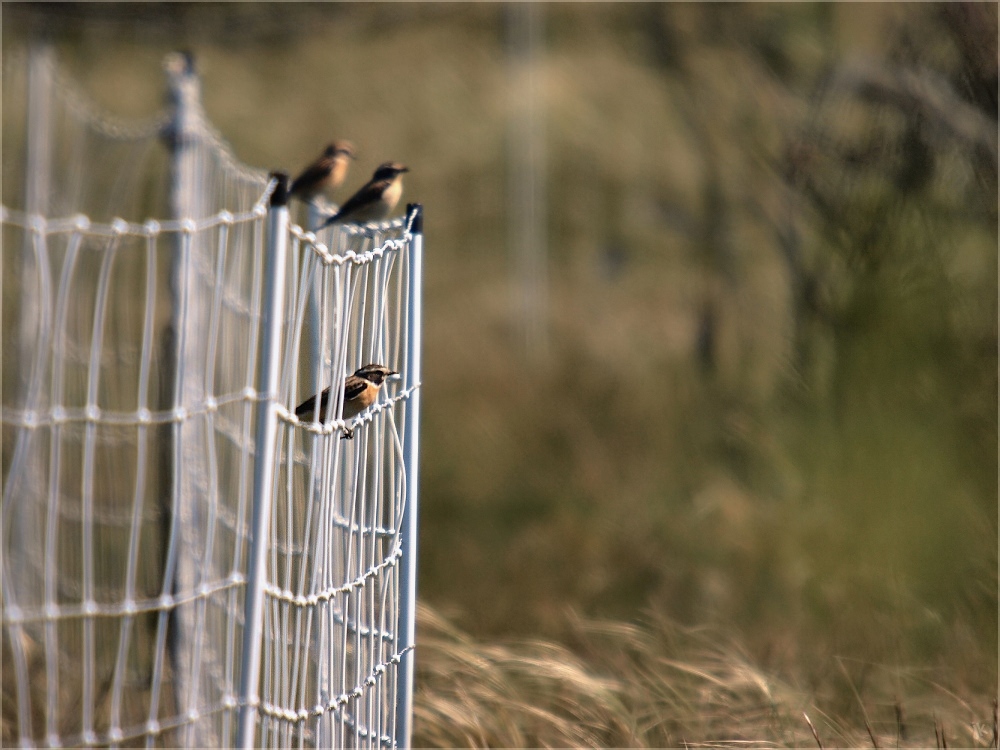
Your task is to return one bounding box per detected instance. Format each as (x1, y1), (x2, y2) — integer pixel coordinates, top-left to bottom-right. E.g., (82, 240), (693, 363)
(2, 47), (422, 748)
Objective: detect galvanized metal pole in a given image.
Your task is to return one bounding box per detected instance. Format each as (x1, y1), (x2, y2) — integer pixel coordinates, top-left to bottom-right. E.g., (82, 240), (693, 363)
(306, 202), (325, 397)
(394, 204), (423, 749)
(158, 52), (203, 745)
(303, 201), (330, 749)
(237, 173), (291, 749)
(24, 45), (53, 222)
(9, 43), (53, 556)
(2, 46), (54, 747)
(163, 51), (206, 745)
(507, 2), (549, 362)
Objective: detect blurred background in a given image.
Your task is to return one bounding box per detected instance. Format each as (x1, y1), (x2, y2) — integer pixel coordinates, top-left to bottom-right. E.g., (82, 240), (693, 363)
(3, 2), (996, 746)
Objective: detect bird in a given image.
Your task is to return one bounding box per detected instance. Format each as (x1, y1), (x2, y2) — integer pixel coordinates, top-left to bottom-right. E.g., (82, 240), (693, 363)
(319, 162), (409, 227)
(288, 141), (356, 203)
(294, 363), (399, 438)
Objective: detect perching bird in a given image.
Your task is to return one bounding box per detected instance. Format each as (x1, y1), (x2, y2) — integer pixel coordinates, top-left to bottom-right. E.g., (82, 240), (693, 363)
(319, 162), (409, 227)
(289, 141), (356, 203)
(294, 364), (399, 438)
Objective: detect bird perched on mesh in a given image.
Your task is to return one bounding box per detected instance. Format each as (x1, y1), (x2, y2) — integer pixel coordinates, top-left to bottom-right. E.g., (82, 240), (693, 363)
(319, 162), (409, 227)
(289, 141), (356, 204)
(294, 363), (399, 438)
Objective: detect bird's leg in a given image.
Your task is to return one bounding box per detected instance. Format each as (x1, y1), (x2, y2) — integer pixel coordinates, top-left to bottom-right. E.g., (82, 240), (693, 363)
(341, 426), (355, 440)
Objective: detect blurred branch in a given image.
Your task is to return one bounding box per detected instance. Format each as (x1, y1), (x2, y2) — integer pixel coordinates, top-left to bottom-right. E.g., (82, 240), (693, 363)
(831, 59), (998, 171)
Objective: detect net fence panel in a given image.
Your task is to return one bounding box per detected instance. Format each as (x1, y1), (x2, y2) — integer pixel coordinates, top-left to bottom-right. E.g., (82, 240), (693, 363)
(2, 48), (420, 749)
(0, 206), (272, 748)
(259, 221), (416, 749)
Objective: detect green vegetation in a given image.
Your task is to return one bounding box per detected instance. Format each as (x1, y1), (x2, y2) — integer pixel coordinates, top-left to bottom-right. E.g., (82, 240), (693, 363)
(4, 3), (996, 746)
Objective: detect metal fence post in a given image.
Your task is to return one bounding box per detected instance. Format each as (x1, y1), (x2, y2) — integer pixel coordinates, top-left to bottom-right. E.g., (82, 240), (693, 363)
(163, 51), (207, 744)
(2, 44), (55, 747)
(237, 173), (290, 749)
(24, 44), (53, 220)
(305, 202), (326, 397)
(8, 42), (52, 570)
(507, 2), (549, 362)
(394, 204), (424, 749)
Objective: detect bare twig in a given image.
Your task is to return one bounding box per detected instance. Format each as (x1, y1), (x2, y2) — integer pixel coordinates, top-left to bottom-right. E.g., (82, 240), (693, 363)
(992, 698), (998, 750)
(836, 658), (878, 750)
(934, 716), (942, 750)
(864, 716), (879, 749)
(832, 59), (998, 168)
(803, 711), (824, 749)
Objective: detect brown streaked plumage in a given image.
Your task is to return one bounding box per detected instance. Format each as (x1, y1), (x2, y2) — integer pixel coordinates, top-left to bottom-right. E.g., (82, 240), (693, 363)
(294, 364), (398, 438)
(320, 162), (409, 227)
(289, 141), (356, 202)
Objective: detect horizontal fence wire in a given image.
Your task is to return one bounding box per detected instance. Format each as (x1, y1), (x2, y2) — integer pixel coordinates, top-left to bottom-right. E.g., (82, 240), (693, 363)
(2, 48), (420, 749)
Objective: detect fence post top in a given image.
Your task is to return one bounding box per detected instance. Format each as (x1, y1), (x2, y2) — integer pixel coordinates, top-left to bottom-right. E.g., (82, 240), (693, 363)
(163, 50), (197, 79)
(269, 172), (289, 208)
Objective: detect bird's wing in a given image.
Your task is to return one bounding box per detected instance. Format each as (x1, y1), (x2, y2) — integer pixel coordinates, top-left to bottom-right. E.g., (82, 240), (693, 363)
(294, 393), (318, 417)
(322, 178), (392, 226)
(290, 160), (333, 194)
(343, 376), (369, 403)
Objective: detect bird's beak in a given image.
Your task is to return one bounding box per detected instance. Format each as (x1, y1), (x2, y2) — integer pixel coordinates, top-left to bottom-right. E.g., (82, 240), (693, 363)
(399, 166), (410, 173)
(387, 371), (402, 382)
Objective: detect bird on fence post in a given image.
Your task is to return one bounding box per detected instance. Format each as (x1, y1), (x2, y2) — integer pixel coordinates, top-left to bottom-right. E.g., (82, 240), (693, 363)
(319, 162), (409, 227)
(288, 140), (356, 204)
(295, 363), (399, 439)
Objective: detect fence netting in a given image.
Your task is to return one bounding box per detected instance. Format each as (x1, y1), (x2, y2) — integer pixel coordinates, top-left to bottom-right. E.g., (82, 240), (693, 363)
(2, 48), (420, 748)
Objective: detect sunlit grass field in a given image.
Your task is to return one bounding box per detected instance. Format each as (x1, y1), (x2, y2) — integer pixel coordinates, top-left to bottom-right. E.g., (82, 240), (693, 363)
(3, 3), (996, 746)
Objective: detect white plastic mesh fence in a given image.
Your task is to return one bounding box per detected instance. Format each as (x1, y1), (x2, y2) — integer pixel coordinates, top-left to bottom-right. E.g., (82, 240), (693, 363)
(2, 49), (420, 748)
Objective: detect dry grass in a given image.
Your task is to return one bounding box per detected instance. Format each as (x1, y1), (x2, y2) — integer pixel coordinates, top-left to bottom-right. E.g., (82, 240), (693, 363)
(4, 601), (994, 748)
(414, 603), (996, 749)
